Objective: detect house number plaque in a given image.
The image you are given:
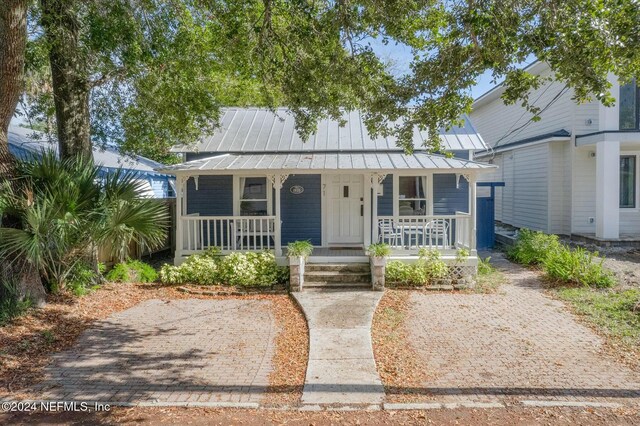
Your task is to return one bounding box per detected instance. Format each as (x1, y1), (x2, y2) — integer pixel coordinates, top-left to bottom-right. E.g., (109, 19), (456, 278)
(290, 185), (304, 195)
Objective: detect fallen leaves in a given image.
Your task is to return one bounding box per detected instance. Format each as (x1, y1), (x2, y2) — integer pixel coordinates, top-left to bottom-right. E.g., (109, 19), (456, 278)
(371, 290), (431, 402)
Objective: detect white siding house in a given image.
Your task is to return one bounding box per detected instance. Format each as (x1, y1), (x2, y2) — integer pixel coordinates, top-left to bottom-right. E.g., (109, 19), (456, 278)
(472, 61), (640, 241)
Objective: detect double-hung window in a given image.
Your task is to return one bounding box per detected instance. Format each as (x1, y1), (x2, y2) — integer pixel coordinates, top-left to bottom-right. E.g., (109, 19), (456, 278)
(620, 155), (636, 208)
(398, 176), (428, 216)
(238, 177), (270, 216)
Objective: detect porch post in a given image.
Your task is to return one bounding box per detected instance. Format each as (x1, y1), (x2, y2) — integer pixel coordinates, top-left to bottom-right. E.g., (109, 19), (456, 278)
(469, 173), (477, 250)
(273, 175), (284, 257)
(372, 174), (379, 244)
(363, 173), (372, 247)
(174, 174), (185, 264)
(595, 140), (620, 239)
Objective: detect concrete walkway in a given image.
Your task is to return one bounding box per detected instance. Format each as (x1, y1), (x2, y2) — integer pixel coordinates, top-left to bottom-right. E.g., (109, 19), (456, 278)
(293, 291), (384, 405)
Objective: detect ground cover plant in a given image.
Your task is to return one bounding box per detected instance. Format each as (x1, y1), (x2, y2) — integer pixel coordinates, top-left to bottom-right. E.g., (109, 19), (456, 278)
(106, 260), (158, 283)
(508, 229), (614, 288)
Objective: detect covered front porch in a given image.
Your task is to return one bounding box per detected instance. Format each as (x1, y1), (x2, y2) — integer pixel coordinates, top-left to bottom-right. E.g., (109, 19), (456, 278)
(161, 152), (495, 265)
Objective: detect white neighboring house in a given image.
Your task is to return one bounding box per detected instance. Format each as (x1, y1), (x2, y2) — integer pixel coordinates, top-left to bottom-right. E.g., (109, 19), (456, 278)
(472, 61), (640, 242)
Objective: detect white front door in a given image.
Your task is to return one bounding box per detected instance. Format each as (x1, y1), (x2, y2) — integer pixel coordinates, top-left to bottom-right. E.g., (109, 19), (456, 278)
(326, 174), (364, 245)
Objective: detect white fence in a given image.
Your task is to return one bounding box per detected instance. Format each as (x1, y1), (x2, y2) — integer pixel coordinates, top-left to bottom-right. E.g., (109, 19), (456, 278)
(181, 215), (276, 254)
(377, 213), (473, 250)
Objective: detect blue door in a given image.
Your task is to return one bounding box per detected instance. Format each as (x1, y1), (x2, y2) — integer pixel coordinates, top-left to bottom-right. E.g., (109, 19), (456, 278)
(476, 182), (504, 250)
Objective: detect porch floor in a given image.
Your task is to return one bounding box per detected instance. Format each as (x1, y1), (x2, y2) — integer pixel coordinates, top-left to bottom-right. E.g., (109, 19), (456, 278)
(283, 247), (368, 264)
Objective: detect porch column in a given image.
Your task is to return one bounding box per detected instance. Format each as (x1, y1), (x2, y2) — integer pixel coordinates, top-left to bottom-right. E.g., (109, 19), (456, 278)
(469, 173), (477, 250)
(273, 174), (288, 257)
(596, 140), (620, 239)
(371, 174), (379, 244)
(174, 175), (186, 264)
(363, 174), (372, 247)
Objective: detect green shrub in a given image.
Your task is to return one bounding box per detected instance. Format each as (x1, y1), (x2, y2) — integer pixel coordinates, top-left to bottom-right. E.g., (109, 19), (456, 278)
(106, 260), (158, 283)
(417, 249), (450, 280)
(385, 261), (416, 285)
(477, 257), (494, 275)
(544, 246), (615, 288)
(508, 229), (560, 265)
(159, 249), (287, 287)
(0, 279), (32, 326)
(368, 243), (391, 257)
(66, 261), (100, 296)
(287, 240), (314, 258)
(385, 249), (450, 286)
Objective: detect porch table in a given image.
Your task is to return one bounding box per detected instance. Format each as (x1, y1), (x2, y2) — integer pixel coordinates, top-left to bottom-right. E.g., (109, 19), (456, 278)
(395, 223), (427, 249)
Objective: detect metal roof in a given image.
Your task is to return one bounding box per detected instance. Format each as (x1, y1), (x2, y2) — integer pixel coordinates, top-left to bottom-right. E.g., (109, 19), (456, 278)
(171, 108), (487, 153)
(158, 152), (496, 174)
(8, 126), (169, 175)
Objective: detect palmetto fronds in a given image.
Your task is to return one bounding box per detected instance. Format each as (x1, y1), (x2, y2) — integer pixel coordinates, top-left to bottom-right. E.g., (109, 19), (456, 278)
(0, 151), (169, 288)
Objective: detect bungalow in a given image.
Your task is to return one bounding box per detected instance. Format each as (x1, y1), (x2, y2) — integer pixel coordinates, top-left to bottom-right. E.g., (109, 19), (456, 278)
(472, 61), (640, 243)
(159, 108), (495, 280)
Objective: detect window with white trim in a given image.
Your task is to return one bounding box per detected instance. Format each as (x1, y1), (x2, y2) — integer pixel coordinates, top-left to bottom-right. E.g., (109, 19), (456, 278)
(620, 155), (636, 208)
(398, 176), (427, 215)
(237, 176), (271, 215)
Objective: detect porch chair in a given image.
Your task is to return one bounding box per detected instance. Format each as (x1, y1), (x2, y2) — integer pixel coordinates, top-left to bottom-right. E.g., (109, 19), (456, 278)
(425, 219), (450, 249)
(378, 219), (402, 247)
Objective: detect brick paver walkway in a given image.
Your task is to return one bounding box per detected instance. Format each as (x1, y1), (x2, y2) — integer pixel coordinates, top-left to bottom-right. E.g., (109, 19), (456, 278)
(405, 253), (640, 405)
(32, 299), (276, 404)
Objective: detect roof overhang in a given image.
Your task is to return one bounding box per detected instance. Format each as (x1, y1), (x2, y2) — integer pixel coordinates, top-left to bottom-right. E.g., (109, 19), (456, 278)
(157, 152), (497, 175)
(475, 130), (571, 157)
(575, 130), (640, 146)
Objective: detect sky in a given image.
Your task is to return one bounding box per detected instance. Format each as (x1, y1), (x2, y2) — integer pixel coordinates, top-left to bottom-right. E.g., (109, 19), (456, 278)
(369, 37), (504, 100)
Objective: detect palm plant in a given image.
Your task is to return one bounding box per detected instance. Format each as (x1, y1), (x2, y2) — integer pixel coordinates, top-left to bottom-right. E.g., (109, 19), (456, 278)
(0, 151), (169, 290)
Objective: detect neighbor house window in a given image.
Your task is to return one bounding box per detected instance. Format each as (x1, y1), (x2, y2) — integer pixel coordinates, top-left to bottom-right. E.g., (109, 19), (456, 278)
(620, 155), (636, 208)
(620, 79), (639, 130)
(398, 176), (427, 215)
(238, 177), (270, 215)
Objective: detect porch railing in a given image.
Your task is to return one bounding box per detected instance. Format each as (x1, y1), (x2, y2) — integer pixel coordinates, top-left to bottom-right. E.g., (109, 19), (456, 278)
(377, 213), (473, 251)
(181, 215), (277, 254)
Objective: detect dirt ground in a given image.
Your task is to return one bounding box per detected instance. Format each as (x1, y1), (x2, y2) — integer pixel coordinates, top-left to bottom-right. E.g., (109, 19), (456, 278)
(1, 405), (639, 425)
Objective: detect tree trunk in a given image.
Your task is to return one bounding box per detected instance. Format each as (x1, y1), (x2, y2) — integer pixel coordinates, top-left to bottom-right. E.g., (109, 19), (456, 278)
(0, 1), (47, 307)
(39, 0), (93, 162)
(0, 0), (27, 181)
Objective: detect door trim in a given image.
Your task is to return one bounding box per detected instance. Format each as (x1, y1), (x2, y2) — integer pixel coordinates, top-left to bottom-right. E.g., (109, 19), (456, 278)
(321, 174), (365, 247)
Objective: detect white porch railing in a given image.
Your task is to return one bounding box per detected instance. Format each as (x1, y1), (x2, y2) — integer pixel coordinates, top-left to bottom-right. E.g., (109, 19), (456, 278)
(181, 215), (277, 254)
(377, 213), (473, 250)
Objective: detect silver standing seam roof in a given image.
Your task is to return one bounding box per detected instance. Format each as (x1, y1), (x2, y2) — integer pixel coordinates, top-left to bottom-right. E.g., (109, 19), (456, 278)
(158, 152), (496, 173)
(171, 108), (488, 153)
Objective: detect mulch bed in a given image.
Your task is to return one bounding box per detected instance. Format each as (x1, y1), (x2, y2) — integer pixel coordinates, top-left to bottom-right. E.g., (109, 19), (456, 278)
(265, 297), (308, 405)
(0, 283), (308, 404)
(371, 289), (431, 403)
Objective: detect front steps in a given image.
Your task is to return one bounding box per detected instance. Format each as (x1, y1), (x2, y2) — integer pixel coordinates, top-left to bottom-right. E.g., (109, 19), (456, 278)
(303, 263), (371, 290)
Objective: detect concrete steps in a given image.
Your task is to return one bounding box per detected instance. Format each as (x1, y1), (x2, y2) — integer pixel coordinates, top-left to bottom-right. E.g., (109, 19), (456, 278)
(304, 263), (371, 289)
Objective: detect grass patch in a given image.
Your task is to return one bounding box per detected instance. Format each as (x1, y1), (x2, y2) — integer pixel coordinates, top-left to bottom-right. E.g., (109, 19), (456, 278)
(555, 287), (640, 347)
(473, 257), (507, 293)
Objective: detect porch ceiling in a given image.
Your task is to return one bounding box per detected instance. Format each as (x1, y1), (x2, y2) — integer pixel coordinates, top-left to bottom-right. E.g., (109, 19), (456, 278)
(157, 152), (497, 174)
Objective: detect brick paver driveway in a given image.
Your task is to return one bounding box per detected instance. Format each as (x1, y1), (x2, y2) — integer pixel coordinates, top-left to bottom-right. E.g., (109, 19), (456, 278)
(405, 254), (640, 405)
(32, 299), (276, 404)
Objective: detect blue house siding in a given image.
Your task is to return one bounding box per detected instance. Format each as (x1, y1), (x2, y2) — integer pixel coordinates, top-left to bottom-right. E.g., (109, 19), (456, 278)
(377, 175), (394, 216)
(281, 174), (322, 245)
(186, 175), (233, 215)
(433, 174), (469, 214)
